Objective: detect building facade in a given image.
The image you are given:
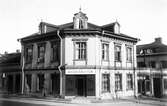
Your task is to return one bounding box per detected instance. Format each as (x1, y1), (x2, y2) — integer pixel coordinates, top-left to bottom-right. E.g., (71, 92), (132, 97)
(20, 10), (138, 99)
(0, 52), (21, 94)
(137, 37), (167, 97)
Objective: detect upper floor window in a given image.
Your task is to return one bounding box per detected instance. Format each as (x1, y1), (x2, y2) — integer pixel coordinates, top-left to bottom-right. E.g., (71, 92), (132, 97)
(115, 45), (121, 62)
(126, 74), (133, 90)
(37, 43), (45, 63)
(102, 43), (109, 61)
(126, 47), (132, 62)
(115, 73), (122, 91)
(161, 61), (167, 68)
(149, 61), (156, 68)
(79, 20), (84, 29)
(51, 41), (60, 62)
(102, 74), (110, 92)
(74, 42), (87, 60)
(25, 45), (33, 63)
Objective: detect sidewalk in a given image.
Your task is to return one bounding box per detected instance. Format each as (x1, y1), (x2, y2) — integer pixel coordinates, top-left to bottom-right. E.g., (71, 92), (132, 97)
(0, 93), (167, 105)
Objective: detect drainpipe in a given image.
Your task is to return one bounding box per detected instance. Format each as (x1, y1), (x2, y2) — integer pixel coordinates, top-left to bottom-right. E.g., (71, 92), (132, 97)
(57, 30), (63, 97)
(133, 43), (137, 98)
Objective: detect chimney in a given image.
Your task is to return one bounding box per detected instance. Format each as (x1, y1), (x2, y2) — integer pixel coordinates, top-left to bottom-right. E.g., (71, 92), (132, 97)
(155, 37), (162, 43)
(16, 49), (20, 53)
(4, 51), (8, 54)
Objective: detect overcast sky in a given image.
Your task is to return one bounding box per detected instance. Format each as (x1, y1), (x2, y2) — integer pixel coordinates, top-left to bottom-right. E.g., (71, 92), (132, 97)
(0, 0), (167, 53)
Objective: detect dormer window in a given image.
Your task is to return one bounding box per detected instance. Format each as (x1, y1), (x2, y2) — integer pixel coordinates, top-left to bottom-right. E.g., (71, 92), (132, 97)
(79, 20), (84, 29)
(73, 9), (88, 29)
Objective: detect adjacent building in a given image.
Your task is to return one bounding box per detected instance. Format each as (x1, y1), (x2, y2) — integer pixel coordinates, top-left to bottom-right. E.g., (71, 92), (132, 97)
(20, 10), (139, 99)
(0, 52), (21, 94)
(137, 37), (167, 97)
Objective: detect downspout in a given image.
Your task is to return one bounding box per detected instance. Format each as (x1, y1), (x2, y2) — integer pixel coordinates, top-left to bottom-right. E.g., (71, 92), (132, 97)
(57, 30), (63, 97)
(20, 42), (25, 94)
(133, 42), (137, 98)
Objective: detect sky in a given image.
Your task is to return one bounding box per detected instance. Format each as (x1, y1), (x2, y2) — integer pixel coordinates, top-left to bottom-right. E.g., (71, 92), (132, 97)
(0, 0), (167, 54)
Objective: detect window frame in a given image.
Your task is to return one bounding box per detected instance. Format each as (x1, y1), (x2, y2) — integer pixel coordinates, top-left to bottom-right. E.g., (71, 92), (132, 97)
(102, 43), (109, 61)
(126, 46), (132, 63)
(115, 73), (122, 91)
(102, 74), (110, 92)
(37, 43), (46, 63)
(126, 74), (133, 90)
(114, 44), (121, 62)
(74, 41), (87, 61)
(50, 41), (60, 63)
(25, 45), (33, 64)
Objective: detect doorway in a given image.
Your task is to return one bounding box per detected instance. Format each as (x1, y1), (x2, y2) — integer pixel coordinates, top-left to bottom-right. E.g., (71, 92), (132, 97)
(76, 76), (86, 96)
(153, 78), (162, 98)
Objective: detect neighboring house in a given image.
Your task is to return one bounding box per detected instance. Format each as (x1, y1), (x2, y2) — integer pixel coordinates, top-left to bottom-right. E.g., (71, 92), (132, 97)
(20, 10), (139, 99)
(137, 37), (167, 97)
(0, 52), (21, 94)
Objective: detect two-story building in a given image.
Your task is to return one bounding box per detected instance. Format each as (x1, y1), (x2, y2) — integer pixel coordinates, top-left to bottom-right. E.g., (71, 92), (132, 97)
(20, 10), (139, 99)
(137, 37), (167, 97)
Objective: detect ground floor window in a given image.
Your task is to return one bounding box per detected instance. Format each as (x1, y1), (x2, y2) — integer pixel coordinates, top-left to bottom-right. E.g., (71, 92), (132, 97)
(102, 74), (110, 92)
(126, 74), (133, 90)
(115, 74), (122, 91)
(164, 79), (167, 90)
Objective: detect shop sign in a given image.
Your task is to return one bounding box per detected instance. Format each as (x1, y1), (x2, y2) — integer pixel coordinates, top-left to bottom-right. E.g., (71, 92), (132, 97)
(66, 70), (96, 74)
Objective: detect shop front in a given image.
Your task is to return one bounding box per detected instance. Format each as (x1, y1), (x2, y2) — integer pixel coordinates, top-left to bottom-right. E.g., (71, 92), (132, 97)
(65, 69), (96, 97)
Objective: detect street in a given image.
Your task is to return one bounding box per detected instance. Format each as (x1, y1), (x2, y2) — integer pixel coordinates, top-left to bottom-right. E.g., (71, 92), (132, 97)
(0, 98), (164, 106)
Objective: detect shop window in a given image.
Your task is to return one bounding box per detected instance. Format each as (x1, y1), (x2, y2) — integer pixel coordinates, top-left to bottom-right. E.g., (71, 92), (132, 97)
(102, 74), (110, 92)
(115, 74), (122, 91)
(51, 41), (60, 62)
(115, 45), (121, 62)
(126, 47), (132, 62)
(25, 45), (33, 63)
(37, 43), (45, 63)
(127, 74), (133, 90)
(102, 43), (109, 61)
(74, 42), (87, 60)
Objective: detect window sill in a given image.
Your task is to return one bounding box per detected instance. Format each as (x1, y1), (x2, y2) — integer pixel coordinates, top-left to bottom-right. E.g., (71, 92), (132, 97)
(73, 59), (87, 61)
(126, 89), (133, 91)
(115, 60), (122, 62)
(102, 60), (109, 62)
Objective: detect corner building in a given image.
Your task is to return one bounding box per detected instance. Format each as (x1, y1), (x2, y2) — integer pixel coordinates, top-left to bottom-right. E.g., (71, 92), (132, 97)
(20, 10), (138, 99)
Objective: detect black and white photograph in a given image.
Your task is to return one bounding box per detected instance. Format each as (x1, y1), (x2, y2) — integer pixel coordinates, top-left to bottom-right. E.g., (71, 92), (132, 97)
(0, 0), (167, 106)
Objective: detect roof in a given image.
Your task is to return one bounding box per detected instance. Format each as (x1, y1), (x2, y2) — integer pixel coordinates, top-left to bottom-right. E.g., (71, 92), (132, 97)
(137, 37), (167, 54)
(21, 21), (138, 43)
(0, 52), (21, 64)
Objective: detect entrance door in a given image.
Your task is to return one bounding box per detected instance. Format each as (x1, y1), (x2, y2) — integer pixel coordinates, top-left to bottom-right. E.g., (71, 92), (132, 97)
(77, 76), (86, 96)
(153, 78), (162, 98)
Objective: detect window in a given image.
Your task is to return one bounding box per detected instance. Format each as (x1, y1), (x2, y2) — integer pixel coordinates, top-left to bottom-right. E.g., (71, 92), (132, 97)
(149, 61), (156, 68)
(115, 74), (122, 91)
(115, 45), (121, 61)
(75, 42), (86, 60)
(51, 41), (60, 62)
(37, 43), (45, 63)
(79, 20), (84, 29)
(102, 43), (109, 61)
(164, 79), (167, 90)
(126, 47), (132, 62)
(102, 74), (110, 92)
(26, 74), (32, 92)
(25, 45), (33, 63)
(127, 74), (133, 90)
(137, 62), (146, 68)
(161, 61), (167, 68)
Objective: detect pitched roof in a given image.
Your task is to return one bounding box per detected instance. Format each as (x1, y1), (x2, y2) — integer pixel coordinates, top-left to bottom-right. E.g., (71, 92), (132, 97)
(137, 38), (167, 54)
